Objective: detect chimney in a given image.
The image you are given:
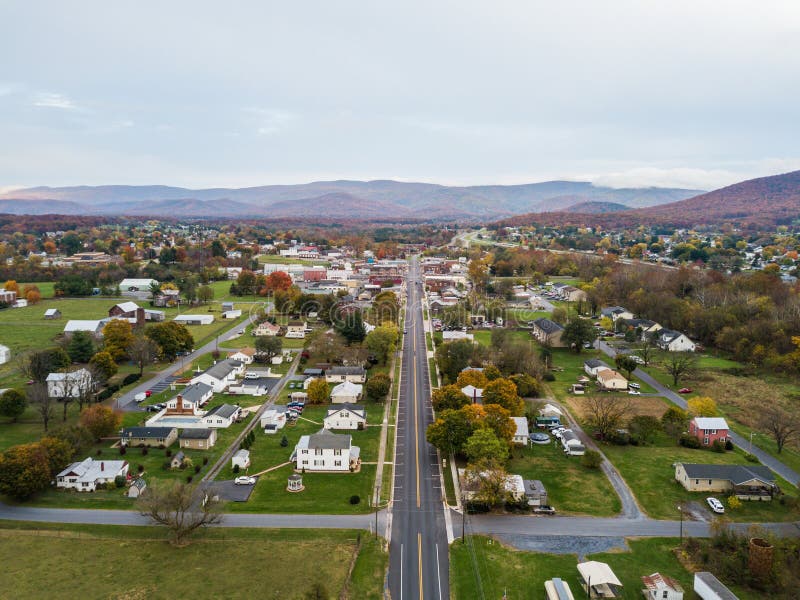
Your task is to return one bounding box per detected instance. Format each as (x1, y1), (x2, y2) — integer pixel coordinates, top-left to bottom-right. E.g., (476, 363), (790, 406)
(100, 462), (104, 472)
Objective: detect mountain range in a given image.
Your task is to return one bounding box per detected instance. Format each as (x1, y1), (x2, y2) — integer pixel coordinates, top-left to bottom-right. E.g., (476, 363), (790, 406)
(0, 180), (702, 220)
(499, 170), (800, 229)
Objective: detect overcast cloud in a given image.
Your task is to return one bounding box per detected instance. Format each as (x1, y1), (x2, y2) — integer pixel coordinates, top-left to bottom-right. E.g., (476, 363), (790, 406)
(1, 1), (799, 190)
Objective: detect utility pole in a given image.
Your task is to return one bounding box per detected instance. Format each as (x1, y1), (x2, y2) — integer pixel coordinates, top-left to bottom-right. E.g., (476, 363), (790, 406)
(678, 503), (684, 545)
(374, 482), (381, 539)
(749, 431), (756, 454)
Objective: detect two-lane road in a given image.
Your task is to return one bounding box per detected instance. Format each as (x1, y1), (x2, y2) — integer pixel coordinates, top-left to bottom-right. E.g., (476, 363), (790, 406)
(388, 257), (449, 600)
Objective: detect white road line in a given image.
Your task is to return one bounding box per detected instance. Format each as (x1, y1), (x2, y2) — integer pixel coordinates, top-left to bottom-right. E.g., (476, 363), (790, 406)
(436, 543), (443, 600)
(401, 542), (404, 600)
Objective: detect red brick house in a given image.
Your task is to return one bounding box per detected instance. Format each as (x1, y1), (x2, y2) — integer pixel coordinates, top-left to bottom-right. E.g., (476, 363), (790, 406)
(108, 301), (145, 326)
(688, 417), (729, 447)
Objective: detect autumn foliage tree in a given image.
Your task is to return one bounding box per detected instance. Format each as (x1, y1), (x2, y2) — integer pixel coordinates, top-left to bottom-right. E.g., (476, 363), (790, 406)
(483, 379), (525, 416)
(102, 319), (134, 361)
(687, 396), (718, 417)
(306, 378), (329, 405)
(262, 271), (293, 295)
(431, 385), (470, 412)
(0, 442), (52, 500)
(79, 404), (122, 441)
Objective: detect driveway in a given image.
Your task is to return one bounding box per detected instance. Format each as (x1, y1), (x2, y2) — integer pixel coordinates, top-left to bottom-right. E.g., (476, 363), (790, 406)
(201, 479), (258, 502)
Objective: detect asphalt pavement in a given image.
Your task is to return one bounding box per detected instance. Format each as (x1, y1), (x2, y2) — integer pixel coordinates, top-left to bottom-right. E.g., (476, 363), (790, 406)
(388, 258), (449, 600)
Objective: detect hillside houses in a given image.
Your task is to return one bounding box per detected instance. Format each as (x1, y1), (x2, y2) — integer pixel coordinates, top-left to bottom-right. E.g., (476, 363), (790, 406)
(531, 318), (566, 347)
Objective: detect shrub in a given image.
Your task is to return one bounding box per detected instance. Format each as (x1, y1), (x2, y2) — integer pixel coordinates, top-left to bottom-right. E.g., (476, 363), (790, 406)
(280, 435), (288, 448)
(95, 481), (106, 490)
(744, 452), (759, 463)
(162, 461), (171, 470)
(186, 476), (193, 483)
(122, 373), (141, 386)
(96, 449), (102, 456)
(137, 464), (144, 473)
(233, 464), (240, 474)
(141, 447), (148, 456)
(581, 449), (603, 469)
(349, 494), (361, 505)
(203, 457), (209, 465)
(119, 446), (126, 455)
(711, 440), (726, 453)
(166, 449), (172, 457)
(114, 475), (126, 488)
(727, 495), (742, 510)
(542, 371), (555, 382)
(211, 349), (221, 360)
(679, 434), (701, 449)
(724, 439), (734, 451)
(194, 465), (201, 473)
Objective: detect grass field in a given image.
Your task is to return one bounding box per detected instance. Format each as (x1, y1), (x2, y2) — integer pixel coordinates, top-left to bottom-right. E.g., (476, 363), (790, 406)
(451, 537), (722, 600)
(223, 403), (382, 514)
(601, 432), (799, 522)
(546, 347), (655, 401)
(0, 521), (387, 600)
(507, 434), (621, 516)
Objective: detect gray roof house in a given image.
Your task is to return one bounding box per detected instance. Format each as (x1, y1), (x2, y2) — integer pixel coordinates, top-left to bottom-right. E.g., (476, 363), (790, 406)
(531, 317), (566, 347)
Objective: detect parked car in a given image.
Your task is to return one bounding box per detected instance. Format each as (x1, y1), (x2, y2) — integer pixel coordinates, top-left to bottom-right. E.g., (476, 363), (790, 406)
(533, 505), (556, 515)
(145, 390), (152, 397)
(706, 497), (725, 514)
(288, 382), (296, 389)
(628, 389), (640, 395)
(628, 382), (640, 389)
(630, 355), (645, 365)
(134, 392), (147, 402)
(234, 476), (256, 486)
(678, 388), (693, 394)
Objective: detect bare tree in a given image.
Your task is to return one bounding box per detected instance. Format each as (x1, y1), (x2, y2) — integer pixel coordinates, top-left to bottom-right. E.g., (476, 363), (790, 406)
(584, 395), (631, 439)
(137, 480), (224, 546)
(129, 335), (159, 376)
(760, 405), (798, 454)
(664, 351), (697, 386)
(28, 382), (54, 432)
(636, 337), (657, 367)
(75, 365), (98, 412)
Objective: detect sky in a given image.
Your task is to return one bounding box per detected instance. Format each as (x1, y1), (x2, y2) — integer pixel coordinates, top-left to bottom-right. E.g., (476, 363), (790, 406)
(1, 1), (799, 192)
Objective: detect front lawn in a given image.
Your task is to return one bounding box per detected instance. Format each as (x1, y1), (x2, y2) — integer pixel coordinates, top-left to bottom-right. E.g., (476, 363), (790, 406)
(507, 435), (621, 517)
(601, 433), (799, 522)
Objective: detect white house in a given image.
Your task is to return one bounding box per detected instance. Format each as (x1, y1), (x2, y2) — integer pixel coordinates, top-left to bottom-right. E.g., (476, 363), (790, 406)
(642, 573), (684, 600)
(190, 359), (244, 393)
(222, 309), (242, 319)
(285, 321), (307, 339)
(325, 366), (367, 384)
(293, 428), (361, 472)
(202, 404), (241, 428)
(595, 368), (628, 391)
(46, 369), (94, 399)
(330, 381), (363, 404)
(232, 449), (250, 470)
(584, 359), (610, 377)
(227, 348), (255, 364)
(260, 408), (287, 433)
(323, 404), (367, 430)
(56, 457), (129, 492)
(511, 416), (529, 445)
(253, 321), (280, 337)
(658, 329), (696, 352)
(228, 377), (276, 396)
(174, 314), (215, 326)
(0, 344), (9, 365)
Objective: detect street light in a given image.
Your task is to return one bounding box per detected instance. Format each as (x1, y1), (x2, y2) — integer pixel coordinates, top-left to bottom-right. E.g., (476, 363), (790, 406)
(749, 431), (757, 454)
(677, 503), (683, 545)
(374, 482), (381, 539)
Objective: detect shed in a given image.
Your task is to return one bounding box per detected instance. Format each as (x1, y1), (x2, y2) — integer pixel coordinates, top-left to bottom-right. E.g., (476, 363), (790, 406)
(170, 451), (186, 469)
(577, 561), (623, 598)
(44, 308), (61, 319)
(232, 449), (251, 470)
(127, 478), (147, 498)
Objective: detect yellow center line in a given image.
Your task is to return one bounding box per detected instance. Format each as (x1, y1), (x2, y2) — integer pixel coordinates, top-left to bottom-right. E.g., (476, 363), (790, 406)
(418, 532), (424, 599)
(414, 321), (421, 509)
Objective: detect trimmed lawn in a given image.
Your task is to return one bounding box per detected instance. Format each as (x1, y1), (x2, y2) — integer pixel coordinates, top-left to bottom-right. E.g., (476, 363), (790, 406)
(451, 537), (722, 600)
(507, 437), (621, 516)
(18, 281), (56, 298)
(601, 433), (799, 522)
(224, 404), (382, 514)
(0, 521), (386, 600)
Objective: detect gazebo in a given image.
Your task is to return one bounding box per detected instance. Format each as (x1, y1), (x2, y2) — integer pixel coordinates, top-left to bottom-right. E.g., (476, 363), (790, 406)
(287, 473), (304, 492)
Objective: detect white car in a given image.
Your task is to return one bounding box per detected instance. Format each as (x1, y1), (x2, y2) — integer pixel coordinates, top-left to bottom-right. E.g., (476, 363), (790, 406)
(234, 476), (256, 486)
(628, 382), (641, 389)
(706, 497), (725, 514)
(628, 389), (640, 395)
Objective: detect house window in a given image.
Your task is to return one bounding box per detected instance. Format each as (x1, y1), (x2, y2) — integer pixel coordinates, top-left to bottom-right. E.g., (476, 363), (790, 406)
(695, 480), (699, 485)
(302, 460), (308, 465)
(663, 592), (668, 599)
(703, 437), (709, 445)
(334, 449), (342, 456)
(314, 460), (323, 466)
(301, 449), (308, 454)
(315, 448), (323, 456)
(334, 460), (342, 467)
(708, 480), (712, 485)
(711, 429), (717, 435)
(82, 482), (89, 487)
